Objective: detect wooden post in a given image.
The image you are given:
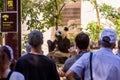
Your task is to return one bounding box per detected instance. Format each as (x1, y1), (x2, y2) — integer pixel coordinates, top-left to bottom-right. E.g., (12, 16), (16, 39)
(5, 33), (18, 59)
(18, 0), (21, 57)
(4, 0), (21, 60)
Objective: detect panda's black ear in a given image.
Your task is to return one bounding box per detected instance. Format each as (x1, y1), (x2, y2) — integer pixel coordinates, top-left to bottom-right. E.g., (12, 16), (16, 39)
(64, 27), (69, 31)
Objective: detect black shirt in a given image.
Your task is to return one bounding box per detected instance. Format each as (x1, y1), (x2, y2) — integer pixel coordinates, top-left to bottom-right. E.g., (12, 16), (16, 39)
(15, 54), (60, 80)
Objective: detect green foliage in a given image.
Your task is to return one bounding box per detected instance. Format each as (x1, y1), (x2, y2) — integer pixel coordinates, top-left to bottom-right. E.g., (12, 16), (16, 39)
(67, 23), (82, 42)
(0, 0), (4, 12)
(68, 33), (76, 43)
(21, 0), (77, 49)
(0, 0), (3, 37)
(22, 0), (77, 31)
(115, 19), (120, 39)
(68, 26), (82, 43)
(22, 34), (28, 49)
(86, 22), (104, 42)
(84, 0), (101, 27)
(42, 0), (64, 30)
(99, 3), (120, 19)
(99, 3), (120, 39)
(84, 0), (98, 7)
(66, 0), (77, 2)
(22, 0), (47, 31)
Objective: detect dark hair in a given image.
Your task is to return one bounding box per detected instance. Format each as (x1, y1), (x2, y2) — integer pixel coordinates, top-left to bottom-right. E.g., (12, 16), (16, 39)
(75, 33), (90, 50)
(1, 46), (11, 60)
(28, 30), (43, 48)
(101, 42), (114, 48)
(118, 40), (120, 49)
(0, 46), (11, 75)
(101, 36), (112, 47)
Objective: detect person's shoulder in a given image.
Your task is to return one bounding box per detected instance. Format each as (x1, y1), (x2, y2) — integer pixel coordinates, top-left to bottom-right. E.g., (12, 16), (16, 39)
(77, 52), (93, 61)
(40, 55), (55, 63)
(12, 71), (24, 76)
(10, 71), (24, 80)
(16, 54), (32, 64)
(116, 53), (120, 57)
(67, 56), (76, 61)
(81, 52), (92, 57)
(17, 53), (29, 61)
(40, 54), (51, 59)
(65, 56), (76, 64)
(114, 54), (120, 61)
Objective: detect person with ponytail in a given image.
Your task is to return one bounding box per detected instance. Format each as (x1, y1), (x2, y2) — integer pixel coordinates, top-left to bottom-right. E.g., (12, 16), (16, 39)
(0, 45), (24, 80)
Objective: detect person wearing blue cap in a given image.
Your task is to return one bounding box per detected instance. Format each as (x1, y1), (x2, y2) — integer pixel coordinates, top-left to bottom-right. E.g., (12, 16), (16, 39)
(15, 30), (60, 80)
(66, 28), (120, 80)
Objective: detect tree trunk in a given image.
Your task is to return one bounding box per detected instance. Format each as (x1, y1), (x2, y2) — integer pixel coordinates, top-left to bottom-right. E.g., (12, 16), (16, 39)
(95, 5), (100, 30)
(54, 0), (58, 30)
(94, 0), (100, 32)
(55, 19), (58, 30)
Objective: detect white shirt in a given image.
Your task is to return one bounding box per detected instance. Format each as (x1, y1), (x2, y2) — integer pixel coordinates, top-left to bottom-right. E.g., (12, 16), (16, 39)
(3, 68), (24, 80)
(10, 71), (25, 80)
(69, 47), (120, 80)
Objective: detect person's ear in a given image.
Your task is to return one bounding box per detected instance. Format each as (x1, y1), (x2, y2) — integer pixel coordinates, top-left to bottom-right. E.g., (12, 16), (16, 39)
(74, 42), (77, 49)
(112, 43), (116, 49)
(40, 39), (43, 45)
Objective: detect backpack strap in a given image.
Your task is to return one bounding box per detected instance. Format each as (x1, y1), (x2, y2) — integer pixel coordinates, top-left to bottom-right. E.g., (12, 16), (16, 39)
(90, 52), (93, 80)
(7, 71), (13, 80)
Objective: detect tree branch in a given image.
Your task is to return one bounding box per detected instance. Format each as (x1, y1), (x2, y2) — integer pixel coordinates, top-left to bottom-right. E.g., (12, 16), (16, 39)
(59, 3), (66, 15)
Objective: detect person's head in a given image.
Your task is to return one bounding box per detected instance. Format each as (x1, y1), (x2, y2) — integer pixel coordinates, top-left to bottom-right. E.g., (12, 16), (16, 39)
(75, 32), (90, 51)
(100, 28), (117, 48)
(0, 45), (14, 74)
(28, 30), (43, 49)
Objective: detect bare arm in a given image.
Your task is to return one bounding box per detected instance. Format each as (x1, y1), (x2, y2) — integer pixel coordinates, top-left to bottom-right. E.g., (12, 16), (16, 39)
(65, 70), (76, 80)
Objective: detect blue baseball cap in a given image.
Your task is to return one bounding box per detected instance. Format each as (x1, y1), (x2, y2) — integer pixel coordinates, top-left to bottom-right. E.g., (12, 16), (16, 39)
(100, 28), (117, 43)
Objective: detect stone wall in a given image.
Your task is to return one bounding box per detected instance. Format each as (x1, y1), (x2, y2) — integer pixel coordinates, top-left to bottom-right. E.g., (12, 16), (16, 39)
(61, 1), (81, 26)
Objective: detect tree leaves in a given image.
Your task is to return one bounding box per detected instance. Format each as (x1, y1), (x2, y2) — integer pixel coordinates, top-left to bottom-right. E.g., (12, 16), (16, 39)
(115, 19), (120, 39)
(99, 3), (120, 39)
(22, 0), (77, 31)
(86, 22), (104, 42)
(99, 3), (119, 19)
(22, 0), (46, 31)
(0, 0), (4, 12)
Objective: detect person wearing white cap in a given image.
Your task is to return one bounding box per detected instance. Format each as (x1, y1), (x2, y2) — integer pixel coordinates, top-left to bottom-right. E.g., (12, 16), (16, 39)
(0, 45), (24, 80)
(66, 28), (120, 80)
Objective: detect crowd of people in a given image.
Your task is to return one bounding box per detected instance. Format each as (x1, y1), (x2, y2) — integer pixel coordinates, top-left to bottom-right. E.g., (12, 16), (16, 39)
(0, 27), (120, 80)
